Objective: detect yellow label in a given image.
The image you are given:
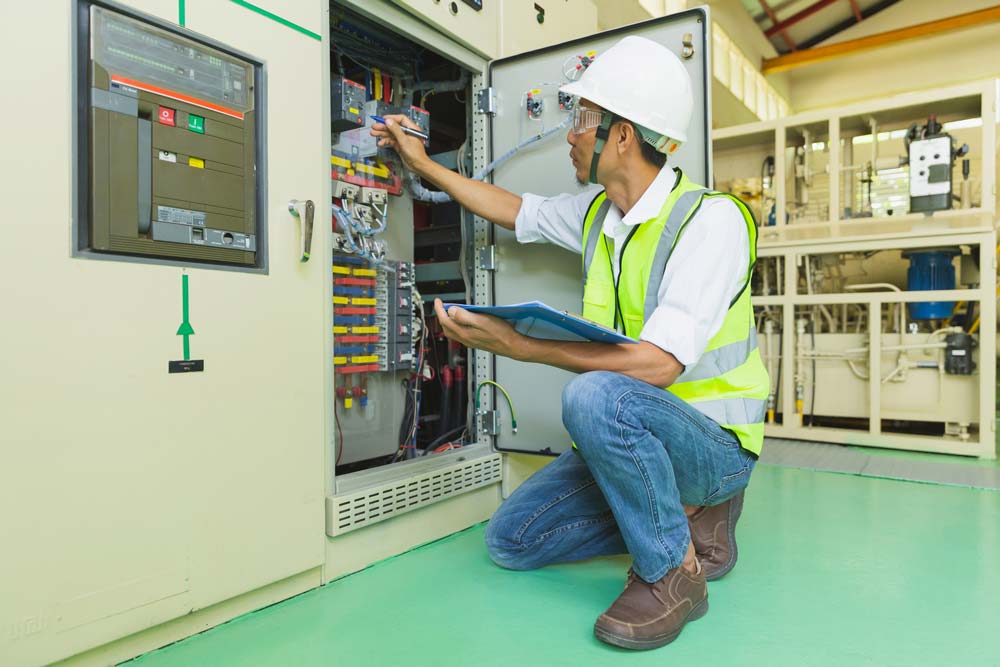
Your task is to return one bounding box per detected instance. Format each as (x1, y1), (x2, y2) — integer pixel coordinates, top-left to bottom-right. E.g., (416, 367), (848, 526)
(349, 107), (359, 115)
(333, 326), (348, 334)
(334, 356), (347, 365)
(585, 50), (596, 57)
(332, 265), (351, 275)
(352, 298), (376, 306)
(344, 397), (353, 409)
(188, 157), (205, 169)
(530, 88), (541, 96)
(333, 296), (349, 305)
(355, 163), (389, 178)
(353, 268), (377, 277)
(351, 355), (378, 364)
(352, 326), (379, 334)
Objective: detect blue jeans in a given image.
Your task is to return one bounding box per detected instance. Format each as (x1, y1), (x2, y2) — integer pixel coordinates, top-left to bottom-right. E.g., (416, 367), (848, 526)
(485, 371), (755, 584)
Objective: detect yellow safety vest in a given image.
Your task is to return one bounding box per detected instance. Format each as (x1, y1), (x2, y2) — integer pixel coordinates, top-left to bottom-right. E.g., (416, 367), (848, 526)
(580, 170), (769, 455)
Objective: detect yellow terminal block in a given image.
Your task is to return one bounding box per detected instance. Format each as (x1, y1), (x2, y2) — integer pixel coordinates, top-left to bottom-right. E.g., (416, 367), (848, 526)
(332, 266), (351, 275)
(351, 297), (376, 306)
(333, 296), (349, 305)
(353, 268), (377, 277)
(334, 356), (347, 365)
(352, 326), (378, 334)
(351, 355), (378, 364)
(333, 326), (348, 334)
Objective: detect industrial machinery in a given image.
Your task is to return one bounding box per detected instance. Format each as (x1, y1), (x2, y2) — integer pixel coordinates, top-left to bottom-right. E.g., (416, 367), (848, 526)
(716, 81), (996, 457)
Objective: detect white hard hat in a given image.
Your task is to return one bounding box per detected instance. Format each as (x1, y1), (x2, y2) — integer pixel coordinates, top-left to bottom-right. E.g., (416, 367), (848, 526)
(561, 35), (693, 151)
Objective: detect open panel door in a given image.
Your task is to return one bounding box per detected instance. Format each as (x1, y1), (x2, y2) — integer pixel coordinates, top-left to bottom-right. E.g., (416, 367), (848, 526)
(486, 9), (711, 455)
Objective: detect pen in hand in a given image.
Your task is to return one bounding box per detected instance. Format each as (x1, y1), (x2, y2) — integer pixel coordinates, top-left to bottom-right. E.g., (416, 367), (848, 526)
(370, 115), (429, 142)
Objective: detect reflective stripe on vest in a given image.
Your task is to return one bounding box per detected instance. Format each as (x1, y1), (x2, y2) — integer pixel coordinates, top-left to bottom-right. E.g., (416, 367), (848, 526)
(580, 171), (769, 455)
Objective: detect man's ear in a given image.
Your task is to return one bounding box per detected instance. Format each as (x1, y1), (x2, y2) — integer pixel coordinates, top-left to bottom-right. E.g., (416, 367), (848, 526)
(616, 121), (635, 156)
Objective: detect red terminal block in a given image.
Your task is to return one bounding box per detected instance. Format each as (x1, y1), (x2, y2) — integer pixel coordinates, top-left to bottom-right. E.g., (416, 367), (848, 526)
(335, 277), (377, 287)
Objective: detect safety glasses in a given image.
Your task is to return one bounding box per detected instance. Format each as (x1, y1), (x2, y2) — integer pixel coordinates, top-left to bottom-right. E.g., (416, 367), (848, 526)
(571, 105), (604, 135)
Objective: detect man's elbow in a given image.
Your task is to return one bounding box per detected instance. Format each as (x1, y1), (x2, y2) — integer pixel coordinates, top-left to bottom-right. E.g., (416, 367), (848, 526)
(635, 344), (684, 387)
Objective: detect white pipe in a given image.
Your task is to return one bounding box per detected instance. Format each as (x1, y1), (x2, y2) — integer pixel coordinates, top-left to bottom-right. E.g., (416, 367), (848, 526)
(844, 283), (906, 336)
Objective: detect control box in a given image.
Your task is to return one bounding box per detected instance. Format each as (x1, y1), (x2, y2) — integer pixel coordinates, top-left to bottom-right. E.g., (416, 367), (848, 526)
(909, 135), (953, 213)
(405, 105), (431, 145)
(77, 3), (265, 269)
(331, 76), (367, 131)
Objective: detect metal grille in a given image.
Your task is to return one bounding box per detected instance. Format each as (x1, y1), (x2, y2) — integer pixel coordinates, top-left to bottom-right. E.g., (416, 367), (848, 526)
(326, 454), (502, 536)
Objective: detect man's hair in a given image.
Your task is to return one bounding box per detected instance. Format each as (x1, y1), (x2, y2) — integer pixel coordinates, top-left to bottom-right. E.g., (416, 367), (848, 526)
(613, 117), (667, 169)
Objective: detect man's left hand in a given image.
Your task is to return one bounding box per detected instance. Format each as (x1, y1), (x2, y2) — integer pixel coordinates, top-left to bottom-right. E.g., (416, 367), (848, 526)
(433, 299), (524, 359)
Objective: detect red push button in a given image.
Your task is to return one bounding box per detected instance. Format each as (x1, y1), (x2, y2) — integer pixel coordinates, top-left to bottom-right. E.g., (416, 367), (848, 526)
(158, 106), (176, 126)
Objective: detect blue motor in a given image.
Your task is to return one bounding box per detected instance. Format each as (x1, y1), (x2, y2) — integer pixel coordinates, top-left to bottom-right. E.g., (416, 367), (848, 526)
(904, 249), (959, 320)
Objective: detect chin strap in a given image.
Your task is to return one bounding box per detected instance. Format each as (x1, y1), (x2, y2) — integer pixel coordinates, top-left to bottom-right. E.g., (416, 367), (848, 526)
(589, 112), (615, 185)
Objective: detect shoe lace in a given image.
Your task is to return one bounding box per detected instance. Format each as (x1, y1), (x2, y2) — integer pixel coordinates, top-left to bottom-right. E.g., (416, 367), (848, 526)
(626, 568), (667, 605)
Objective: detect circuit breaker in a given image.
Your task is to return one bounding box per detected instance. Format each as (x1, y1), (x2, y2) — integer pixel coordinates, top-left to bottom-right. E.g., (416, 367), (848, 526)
(77, 3), (264, 269)
(331, 75), (367, 131)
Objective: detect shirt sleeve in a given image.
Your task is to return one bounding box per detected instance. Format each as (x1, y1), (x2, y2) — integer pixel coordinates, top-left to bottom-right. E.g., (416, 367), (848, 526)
(639, 197), (750, 368)
(514, 187), (604, 255)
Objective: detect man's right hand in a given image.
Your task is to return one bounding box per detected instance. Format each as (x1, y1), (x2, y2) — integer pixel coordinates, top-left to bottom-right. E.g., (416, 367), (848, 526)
(370, 114), (428, 174)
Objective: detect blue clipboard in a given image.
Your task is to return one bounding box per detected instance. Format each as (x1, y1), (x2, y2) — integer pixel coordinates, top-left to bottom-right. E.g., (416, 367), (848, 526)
(441, 301), (636, 344)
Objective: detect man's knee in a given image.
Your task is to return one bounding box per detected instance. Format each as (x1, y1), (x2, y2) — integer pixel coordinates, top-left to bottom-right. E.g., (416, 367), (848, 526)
(484, 513), (536, 571)
(562, 371), (620, 433)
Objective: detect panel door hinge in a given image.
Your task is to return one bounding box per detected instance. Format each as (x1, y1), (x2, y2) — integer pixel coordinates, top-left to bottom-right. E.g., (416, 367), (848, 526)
(478, 245), (496, 270)
(476, 87), (496, 115)
(480, 410), (501, 435)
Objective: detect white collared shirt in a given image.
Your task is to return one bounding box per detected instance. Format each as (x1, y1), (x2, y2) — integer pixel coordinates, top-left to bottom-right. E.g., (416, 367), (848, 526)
(514, 166), (749, 368)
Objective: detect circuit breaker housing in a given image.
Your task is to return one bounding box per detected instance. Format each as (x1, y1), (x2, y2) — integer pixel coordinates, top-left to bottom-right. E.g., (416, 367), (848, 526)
(75, 1), (267, 270)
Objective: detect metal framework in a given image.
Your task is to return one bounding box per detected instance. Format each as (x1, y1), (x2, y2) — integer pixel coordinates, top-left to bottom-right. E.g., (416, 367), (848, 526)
(714, 79), (998, 457)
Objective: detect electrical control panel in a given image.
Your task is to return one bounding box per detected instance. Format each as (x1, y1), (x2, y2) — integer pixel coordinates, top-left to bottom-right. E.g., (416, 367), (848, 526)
(909, 135), (953, 211)
(332, 75), (367, 131)
(405, 105), (431, 145)
(77, 3), (265, 269)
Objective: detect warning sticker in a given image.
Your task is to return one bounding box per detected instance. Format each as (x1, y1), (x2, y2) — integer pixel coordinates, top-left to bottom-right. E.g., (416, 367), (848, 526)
(157, 205), (206, 227)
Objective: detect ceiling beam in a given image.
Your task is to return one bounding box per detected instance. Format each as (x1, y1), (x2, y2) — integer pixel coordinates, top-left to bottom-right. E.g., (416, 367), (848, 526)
(759, 0), (797, 51)
(764, 0), (839, 38)
(797, 0), (899, 49)
(847, 0), (862, 22)
(762, 4), (1000, 74)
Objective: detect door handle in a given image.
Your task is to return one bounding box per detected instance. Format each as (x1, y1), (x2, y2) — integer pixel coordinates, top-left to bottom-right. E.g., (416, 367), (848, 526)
(288, 199), (315, 262)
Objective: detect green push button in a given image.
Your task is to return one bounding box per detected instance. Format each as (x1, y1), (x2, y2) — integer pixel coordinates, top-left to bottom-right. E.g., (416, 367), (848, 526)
(188, 114), (205, 134)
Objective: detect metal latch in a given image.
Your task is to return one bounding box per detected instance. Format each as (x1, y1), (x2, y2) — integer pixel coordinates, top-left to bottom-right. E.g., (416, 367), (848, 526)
(681, 33), (694, 60)
(478, 245), (496, 270)
(476, 87), (496, 115)
(480, 410), (501, 436)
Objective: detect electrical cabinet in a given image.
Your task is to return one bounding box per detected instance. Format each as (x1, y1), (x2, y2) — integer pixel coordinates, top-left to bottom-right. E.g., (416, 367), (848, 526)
(326, 2), (711, 512)
(76, 1), (266, 270)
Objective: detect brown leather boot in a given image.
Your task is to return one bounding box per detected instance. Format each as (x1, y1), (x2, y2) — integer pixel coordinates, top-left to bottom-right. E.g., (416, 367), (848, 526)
(688, 489), (745, 581)
(593, 564), (708, 650)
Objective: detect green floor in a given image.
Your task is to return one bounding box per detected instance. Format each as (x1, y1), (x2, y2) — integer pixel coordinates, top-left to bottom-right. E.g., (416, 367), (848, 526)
(128, 465), (1000, 667)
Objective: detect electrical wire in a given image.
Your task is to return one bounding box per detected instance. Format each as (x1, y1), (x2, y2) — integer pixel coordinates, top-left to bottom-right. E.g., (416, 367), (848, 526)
(407, 117), (571, 203)
(335, 401), (345, 465)
(424, 424), (468, 453)
(475, 380), (518, 433)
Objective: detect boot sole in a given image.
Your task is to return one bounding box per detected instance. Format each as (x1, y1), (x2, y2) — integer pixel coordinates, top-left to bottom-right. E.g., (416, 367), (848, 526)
(704, 490), (745, 582)
(593, 596), (709, 651)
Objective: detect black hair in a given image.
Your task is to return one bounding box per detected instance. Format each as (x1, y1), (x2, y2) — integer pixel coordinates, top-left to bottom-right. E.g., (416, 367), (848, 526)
(612, 116), (666, 169)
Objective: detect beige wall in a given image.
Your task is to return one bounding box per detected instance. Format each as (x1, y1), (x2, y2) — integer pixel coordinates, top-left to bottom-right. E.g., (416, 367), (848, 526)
(787, 0), (1000, 110)
(0, 1), (331, 665)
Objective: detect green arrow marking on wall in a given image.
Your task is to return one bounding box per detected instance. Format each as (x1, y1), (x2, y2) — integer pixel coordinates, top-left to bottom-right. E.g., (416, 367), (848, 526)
(176, 274), (195, 361)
